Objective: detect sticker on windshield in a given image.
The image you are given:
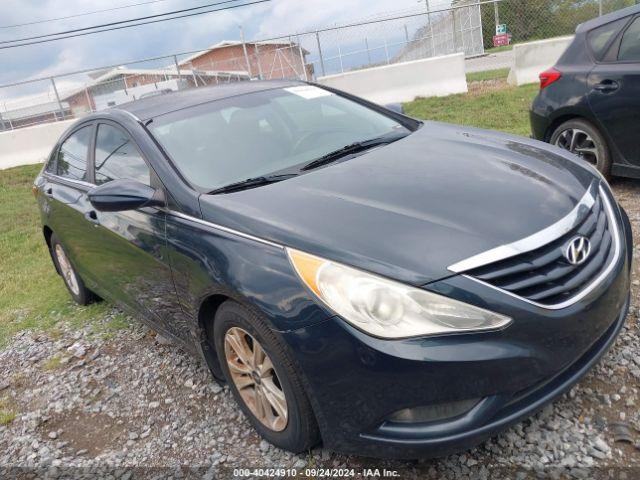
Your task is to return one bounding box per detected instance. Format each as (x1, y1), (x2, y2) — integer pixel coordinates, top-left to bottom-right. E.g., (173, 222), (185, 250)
(284, 85), (333, 99)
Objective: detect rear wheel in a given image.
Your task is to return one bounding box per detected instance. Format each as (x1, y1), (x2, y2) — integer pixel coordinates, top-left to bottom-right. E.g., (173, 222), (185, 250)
(50, 233), (96, 305)
(211, 300), (320, 453)
(550, 119), (611, 177)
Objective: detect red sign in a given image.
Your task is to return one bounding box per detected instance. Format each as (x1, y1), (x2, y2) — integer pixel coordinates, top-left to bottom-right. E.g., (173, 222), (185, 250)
(493, 33), (511, 47)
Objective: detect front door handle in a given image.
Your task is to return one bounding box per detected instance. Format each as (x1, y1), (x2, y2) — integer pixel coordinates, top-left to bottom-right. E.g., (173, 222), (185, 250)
(44, 187), (53, 197)
(594, 79), (619, 92)
(84, 210), (100, 225)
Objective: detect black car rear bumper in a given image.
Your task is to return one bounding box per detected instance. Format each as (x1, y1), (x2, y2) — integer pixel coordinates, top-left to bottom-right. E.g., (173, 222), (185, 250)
(530, 101), (552, 141)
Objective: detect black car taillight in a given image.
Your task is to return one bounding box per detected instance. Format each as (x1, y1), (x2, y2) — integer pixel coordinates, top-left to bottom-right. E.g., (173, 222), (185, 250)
(539, 68), (562, 89)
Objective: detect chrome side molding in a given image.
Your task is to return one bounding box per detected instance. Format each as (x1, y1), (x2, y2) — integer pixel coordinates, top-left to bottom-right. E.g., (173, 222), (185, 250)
(166, 210), (284, 250)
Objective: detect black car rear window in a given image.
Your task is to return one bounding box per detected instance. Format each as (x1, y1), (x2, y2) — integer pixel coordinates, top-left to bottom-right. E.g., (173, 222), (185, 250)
(587, 17), (628, 60)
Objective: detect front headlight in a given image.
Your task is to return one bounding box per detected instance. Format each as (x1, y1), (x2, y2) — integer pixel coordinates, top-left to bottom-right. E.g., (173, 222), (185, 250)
(287, 248), (511, 339)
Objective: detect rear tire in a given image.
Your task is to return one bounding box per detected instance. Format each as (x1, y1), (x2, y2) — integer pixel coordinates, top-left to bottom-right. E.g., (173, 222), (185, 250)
(550, 118), (611, 177)
(50, 233), (97, 306)
(211, 300), (320, 453)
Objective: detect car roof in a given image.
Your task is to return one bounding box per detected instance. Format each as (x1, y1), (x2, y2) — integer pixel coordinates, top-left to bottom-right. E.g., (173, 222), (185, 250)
(576, 4), (640, 33)
(113, 79), (305, 121)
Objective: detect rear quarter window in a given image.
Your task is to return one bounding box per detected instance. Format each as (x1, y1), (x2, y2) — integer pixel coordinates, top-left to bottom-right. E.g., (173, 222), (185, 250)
(587, 17), (628, 60)
(619, 17), (640, 62)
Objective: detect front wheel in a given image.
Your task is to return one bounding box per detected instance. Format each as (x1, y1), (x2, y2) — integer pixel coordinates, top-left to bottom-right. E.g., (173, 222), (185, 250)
(550, 119), (611, 177)
(211, 300), (320, 453)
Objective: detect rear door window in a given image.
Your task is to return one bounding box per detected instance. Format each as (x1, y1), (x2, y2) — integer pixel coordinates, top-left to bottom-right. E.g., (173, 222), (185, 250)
(94, 123), (150, 186)
(618, 17), (640, 62)
(587, 17), (628, 60)
(56, 125), (92, 181)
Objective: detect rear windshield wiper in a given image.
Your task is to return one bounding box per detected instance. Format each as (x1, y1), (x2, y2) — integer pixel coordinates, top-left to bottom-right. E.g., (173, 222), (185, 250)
(209, 173), (297, 194)
(301, 132), (409, 171)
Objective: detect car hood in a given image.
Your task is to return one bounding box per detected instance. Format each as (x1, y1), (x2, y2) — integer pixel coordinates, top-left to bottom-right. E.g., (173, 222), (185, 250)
(198, 121), (599, 285)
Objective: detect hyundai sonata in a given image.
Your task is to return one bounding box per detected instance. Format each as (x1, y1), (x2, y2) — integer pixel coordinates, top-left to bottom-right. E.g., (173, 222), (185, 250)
(34, 81), (632, 458)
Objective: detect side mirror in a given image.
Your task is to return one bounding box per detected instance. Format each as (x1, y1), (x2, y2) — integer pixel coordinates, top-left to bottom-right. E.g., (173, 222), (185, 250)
(384, 103), (404, 114)
(88, 179), (164, 212)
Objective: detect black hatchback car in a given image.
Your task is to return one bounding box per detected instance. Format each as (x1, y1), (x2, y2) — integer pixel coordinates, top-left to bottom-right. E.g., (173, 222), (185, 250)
(531, 4), (640, 177)
(35, 81), (632, 458)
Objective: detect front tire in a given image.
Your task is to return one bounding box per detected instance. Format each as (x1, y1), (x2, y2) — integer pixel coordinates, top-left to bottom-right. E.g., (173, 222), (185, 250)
(211, 300), (320, 453)
(550, 118), (611, 177)
(50, 233), (96, 306)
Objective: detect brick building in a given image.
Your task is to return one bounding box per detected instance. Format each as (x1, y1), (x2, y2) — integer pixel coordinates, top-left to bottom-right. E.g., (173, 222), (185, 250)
(61, 66), (249, 116)
(179, 40), (313, 81)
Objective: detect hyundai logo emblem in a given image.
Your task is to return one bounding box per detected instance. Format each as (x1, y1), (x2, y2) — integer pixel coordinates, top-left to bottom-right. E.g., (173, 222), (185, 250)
(564, 236), (591, 266)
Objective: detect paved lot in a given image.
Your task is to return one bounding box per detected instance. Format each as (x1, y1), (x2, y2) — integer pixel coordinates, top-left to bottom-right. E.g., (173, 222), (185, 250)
(1, 179), (640, 480)
(465, 50), (513, 73)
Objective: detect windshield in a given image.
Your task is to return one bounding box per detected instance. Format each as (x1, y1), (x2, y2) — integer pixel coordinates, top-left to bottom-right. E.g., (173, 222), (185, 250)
(148, 85), (412, 191)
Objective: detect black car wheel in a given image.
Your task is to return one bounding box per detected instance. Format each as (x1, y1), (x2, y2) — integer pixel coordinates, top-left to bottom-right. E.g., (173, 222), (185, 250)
(550, 119), (611, 177)
(211, 300), (320, 453)
(50, 233), (97, 306)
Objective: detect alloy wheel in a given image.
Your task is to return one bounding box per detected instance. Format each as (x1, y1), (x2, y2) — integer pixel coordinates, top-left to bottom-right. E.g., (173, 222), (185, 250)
(554, 128), (599, 166)
(224, 326), (288, 431)
(54, 244), (80, 295)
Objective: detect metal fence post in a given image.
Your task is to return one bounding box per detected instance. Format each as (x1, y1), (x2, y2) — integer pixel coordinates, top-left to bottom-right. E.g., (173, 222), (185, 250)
(598, 0), (603, 16)
(404, 24), (410, 44)
(384, 39), (390, 64)
(315, 31), (326, 77)
(426, 0), (435, 57)
(365, 37), (372, 64)
(494, 0), (500, 30)
(337, 28), (344, 73)
(173, 55), (182, 90)
(239, 26), (253, 78)
(50, 78), (64, 121)
(255, 42), (264, 79)
(84, 88), (93, 113)
(297, 35), (308, 81)
(452, 9), (459, 52)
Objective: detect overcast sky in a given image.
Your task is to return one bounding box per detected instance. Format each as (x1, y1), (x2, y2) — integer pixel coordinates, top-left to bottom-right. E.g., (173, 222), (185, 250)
(0, 0), (448, 92)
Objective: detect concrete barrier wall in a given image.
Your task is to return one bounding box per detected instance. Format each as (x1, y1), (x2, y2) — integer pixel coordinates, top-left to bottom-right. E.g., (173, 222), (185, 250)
(508, 36), (574, 86)
(317, 53), (468, 104)
(0, 120), (75, 170)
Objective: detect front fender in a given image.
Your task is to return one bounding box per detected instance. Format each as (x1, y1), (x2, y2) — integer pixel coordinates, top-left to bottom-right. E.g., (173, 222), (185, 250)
(164, 211), (332, 334)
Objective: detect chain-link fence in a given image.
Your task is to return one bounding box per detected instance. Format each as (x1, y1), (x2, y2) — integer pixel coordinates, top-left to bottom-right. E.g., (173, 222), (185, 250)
(0, 0), (636, 131)
(479, 0), (637, 50)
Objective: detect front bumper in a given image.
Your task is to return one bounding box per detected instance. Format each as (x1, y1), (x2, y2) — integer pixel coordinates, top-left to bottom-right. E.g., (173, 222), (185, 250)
(281, 208), (632, 459)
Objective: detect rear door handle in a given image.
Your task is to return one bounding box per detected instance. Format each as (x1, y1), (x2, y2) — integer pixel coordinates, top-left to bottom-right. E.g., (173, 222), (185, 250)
(84, 210), (100, 225)
(594, 80), (619, 92)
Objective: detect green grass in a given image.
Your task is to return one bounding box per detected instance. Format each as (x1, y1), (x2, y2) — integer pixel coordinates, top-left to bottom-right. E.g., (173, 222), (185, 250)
(0, 398), (16, 425)
(42, 354), (64, 371)
(466, 67), (510, 83)
(404, 80), (539, 137)
(0, 164), (124, 346)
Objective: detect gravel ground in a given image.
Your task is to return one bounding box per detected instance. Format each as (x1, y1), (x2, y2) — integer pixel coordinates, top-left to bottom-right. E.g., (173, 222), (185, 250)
(2, 181), (640, 479)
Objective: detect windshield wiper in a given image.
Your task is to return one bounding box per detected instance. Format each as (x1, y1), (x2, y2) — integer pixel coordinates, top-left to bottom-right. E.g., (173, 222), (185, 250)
(209, 173), (297, 194)
(301, 132), (409, 171)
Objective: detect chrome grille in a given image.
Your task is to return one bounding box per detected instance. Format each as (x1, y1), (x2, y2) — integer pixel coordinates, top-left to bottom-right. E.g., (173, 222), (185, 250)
(465, 187), (618, 307)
